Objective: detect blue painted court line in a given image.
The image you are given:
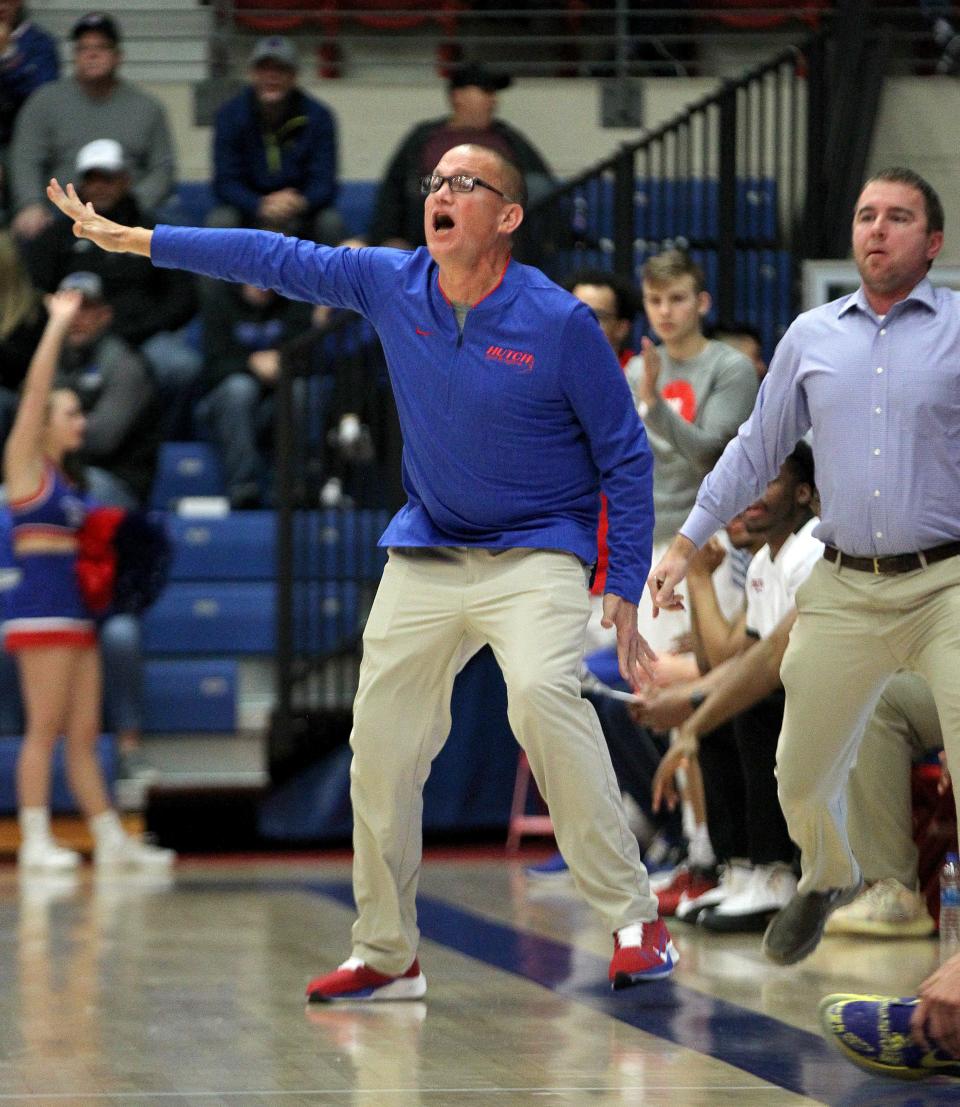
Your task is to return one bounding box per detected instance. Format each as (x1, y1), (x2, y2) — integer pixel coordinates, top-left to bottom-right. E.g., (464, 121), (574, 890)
(305, 880), (960, 1107)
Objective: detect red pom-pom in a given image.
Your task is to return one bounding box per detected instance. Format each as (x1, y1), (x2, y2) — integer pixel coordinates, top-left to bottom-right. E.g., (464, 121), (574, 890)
(75, 506), (125, 614)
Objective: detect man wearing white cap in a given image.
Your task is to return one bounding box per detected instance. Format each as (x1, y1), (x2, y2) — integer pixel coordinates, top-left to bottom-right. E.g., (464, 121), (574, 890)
(24, 137), (198, 437)
(210, 35), (343, 243)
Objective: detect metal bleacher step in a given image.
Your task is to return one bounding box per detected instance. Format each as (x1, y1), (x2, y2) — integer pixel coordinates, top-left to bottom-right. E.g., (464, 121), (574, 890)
(28, 0), (211, 83)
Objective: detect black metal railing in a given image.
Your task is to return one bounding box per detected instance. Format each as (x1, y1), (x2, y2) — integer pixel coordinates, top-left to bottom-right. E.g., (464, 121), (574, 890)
(523, 3), (891, 354)
(208, 1), (959, 79)
(271, 311), (397, 781)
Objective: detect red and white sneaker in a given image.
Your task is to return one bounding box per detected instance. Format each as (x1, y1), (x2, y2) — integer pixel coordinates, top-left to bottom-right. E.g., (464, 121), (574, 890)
(609, 918), (678, 989)
(655, 865), (718, 917)
(306, 957), (427, 1003)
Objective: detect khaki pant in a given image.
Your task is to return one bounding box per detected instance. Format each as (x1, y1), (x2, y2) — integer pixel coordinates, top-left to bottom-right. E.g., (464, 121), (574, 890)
(349, 546), (657, 975)
(777, 554), (960, 893)
(848, 671), (943, 889)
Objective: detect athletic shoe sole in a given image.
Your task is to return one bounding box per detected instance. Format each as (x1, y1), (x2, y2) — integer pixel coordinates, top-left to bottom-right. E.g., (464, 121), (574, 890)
(308, 972), (427, 1004)
(763, 881), (863, 966)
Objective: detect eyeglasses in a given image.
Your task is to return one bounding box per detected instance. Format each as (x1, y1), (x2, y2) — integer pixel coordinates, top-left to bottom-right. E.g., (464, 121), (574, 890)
(419, 174), (516, 202)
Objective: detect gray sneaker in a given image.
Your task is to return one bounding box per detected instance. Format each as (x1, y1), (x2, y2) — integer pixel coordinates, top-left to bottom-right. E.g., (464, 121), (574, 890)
(762, 880), (863, 965)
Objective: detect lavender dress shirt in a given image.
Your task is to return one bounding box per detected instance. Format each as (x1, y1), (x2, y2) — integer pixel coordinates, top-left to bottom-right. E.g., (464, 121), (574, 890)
(681, 277), (960, 557)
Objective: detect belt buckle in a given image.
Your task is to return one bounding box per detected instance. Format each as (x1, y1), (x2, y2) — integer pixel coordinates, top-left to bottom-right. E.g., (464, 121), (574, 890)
(873, 556), (881, 575)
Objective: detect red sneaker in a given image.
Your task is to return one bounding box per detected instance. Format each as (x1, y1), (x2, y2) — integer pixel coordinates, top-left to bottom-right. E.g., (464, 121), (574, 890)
(306, 957), (427, 1003)
(656, 866), (718, 917)
(609, 919), (678, 989)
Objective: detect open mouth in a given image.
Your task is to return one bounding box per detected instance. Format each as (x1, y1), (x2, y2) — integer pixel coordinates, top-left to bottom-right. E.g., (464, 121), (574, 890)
(433, 213), (455, 232)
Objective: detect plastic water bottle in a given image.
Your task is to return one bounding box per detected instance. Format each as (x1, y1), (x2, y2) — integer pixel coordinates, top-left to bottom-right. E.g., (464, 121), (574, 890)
(940, 853), (960, 961)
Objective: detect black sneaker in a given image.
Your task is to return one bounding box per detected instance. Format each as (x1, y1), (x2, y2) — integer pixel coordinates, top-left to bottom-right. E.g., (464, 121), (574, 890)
(762, 880), (863, 965)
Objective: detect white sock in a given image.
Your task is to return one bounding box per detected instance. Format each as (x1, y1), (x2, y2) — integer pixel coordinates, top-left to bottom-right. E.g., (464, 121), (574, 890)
(19, 807), (51, 842)
(687, 821), (716, 869)
(89, 809), (126, 847)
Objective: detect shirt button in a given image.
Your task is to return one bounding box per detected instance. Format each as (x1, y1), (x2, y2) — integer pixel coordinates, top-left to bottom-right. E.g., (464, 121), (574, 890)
(880, 328), (886, 335)
(873, 448), (881, 456)
(876, 531), (883, 539)
(875, 406), (882, 414)
(874, 490), (881, 497)
(876, 367), (884, 374)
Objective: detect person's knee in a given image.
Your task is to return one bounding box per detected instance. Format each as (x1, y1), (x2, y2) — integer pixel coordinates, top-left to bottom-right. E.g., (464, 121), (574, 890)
(22, 722), (60, 751)
(504, 666), (576, 726)
(208, 374), (260, 421)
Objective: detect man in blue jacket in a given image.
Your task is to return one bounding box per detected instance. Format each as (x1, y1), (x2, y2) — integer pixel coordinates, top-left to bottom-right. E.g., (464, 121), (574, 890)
(210, 35), (343, 244)
(48, 142), (676, 1000)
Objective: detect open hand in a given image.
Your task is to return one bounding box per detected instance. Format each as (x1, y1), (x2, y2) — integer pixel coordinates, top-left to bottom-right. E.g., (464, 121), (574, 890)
(46, 179), (129, 253)
(601, 594), (657, 690)
(652, 727), (699, 812)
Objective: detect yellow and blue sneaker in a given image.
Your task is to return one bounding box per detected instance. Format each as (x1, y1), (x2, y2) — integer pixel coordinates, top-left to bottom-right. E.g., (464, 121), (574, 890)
(819, 993), (960, 1080)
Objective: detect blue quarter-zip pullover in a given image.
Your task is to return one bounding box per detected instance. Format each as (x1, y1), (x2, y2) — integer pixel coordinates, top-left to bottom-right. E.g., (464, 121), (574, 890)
(151, 226), (654, 602)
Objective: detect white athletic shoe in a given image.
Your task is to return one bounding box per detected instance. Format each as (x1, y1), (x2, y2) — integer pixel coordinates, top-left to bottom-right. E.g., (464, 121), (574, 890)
(675, 859), (752, 922)
(699, 863), (798, 932)
(94, 835), (176, 871)
(825, 878), (936, 938)
(18, 837), (81, 872)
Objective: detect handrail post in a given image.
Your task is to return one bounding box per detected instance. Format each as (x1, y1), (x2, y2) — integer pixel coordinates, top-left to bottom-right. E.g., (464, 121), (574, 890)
(613, 146), (635, 281)
(717, 82), (737, 325)
(273, 349), (295, 766)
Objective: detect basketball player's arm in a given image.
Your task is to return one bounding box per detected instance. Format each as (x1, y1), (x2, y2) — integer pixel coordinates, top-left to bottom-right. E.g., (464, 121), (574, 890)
(686, 538), (749, 668)
(682, 607), (794, 742)
(652, 609), (795, 812)
(46, 179), (153, 256)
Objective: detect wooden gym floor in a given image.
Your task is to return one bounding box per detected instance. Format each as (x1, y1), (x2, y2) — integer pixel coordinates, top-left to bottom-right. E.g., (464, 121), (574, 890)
(1, 849), (958, 1106)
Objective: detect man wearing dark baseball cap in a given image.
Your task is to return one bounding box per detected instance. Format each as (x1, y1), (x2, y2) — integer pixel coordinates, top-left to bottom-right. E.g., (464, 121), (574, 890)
(368, 60), (552, 249)
(446, 62), (511, 93)
(69, 11), (119, 44)
(209, 32), (343, 243)
(9, 8), (174, 240)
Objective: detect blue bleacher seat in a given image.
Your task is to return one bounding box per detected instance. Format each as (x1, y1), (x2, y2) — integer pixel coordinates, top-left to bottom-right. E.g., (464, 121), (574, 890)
(169, 180), (379, 239)
(150, 442), (227, 509)
(169, 512), (275, 581)
(142, 580), (359, 656)
(292, 509), (390, 581)
(143, 659), (238, 732)
(143, 581), (276, 654)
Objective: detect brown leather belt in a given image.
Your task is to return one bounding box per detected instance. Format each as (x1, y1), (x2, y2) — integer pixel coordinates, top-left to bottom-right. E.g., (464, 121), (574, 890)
(823, 541), (960, 575)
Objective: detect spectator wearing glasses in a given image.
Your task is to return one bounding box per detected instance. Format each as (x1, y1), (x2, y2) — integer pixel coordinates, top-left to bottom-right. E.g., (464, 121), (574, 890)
(47, 139), (676, 1000)
(368, 62), (553, 250)
(9, 11), (175, 241)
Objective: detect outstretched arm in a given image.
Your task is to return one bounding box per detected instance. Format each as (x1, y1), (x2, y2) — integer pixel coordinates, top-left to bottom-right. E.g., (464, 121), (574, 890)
(3, 290), (82, 494)
(46, 179), (153, 257)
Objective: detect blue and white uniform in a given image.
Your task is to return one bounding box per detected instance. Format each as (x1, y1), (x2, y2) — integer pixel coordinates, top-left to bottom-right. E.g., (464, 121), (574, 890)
(3, 463), (95, 651)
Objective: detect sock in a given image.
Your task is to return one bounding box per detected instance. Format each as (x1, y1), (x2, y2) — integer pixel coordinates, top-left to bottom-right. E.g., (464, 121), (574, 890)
(687, 821), (716, 870)
(89, 809), (126, 847)
(19, 807), (51, 843)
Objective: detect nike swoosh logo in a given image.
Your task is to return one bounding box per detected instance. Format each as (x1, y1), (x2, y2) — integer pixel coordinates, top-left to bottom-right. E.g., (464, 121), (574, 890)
(415, 327), (432, 336)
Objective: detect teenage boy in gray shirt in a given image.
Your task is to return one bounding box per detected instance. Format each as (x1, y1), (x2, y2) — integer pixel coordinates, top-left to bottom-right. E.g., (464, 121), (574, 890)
(627, 249), (757, 653)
